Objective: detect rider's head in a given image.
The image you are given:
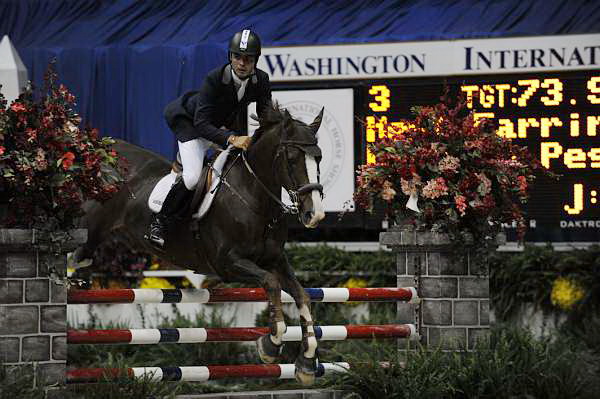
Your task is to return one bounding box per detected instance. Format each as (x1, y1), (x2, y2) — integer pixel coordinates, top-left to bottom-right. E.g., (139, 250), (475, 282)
(229, 29), (261, 80)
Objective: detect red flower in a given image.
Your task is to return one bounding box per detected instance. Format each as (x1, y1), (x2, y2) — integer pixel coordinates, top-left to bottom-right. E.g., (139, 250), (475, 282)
(455, 195), (467, 216)
(61, 151), (75, 170)
(517, 175), (527, 193)
(84, 153), (99, 170)
(10, 102), (26, 112)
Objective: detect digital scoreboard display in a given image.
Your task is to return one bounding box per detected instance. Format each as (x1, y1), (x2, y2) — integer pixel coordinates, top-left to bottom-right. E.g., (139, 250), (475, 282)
(362, 71), (600, 242)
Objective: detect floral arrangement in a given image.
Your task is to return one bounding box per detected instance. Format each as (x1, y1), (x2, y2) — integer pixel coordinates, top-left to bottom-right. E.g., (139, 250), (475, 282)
(354, 95), (551, 245)
(550, 276), (586, 311)
(0, 64), (125, 230)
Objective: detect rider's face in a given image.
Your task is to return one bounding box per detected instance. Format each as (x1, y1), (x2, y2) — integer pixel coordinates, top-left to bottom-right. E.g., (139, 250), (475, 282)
(230, 53), (256, 79)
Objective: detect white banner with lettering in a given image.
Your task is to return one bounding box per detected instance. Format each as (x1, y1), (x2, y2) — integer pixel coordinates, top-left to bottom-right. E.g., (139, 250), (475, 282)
(248, 89), (355, 212)
(258, 33), (600, 81)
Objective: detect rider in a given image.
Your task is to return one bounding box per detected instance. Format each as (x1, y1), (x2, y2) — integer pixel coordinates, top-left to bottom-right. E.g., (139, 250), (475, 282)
(147, 29), (273, 248)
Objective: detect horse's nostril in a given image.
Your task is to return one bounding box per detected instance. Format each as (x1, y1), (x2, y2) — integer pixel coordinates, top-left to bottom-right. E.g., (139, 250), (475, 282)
(303, 211), (313, 221)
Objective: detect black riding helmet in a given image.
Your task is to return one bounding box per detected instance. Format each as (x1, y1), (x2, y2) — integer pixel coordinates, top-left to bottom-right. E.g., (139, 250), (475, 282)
(229, 29), (261, 62)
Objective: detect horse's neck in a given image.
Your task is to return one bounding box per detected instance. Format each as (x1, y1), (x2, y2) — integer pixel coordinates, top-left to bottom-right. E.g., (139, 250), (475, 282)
(246, 131), (281, 196)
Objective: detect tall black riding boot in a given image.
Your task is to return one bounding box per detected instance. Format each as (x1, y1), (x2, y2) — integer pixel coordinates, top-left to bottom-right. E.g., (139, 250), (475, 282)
(146, 179), (193, 248)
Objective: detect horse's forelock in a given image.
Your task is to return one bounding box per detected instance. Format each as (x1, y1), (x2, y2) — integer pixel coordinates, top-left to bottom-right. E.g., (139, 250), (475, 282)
(253, 103), (289, 143)
(254, 103), (316, 145)
(257, 102), (285, 126)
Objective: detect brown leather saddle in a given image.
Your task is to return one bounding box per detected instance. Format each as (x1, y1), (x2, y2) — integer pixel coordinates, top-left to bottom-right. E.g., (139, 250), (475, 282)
(171, 148), (222, 215)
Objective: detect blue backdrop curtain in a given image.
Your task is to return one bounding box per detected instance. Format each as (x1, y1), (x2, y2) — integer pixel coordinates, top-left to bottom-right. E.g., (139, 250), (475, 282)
(1, 0), (599, 158)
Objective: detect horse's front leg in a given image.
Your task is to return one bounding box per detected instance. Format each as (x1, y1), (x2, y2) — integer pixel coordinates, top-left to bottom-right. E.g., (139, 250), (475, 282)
(220, 256), (286, 364)
(276, 261), (318, 385)
(257, 277), (287, 364)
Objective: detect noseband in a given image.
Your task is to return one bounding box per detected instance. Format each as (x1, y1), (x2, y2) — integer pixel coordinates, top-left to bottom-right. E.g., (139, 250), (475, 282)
(276, 138), (324, 211)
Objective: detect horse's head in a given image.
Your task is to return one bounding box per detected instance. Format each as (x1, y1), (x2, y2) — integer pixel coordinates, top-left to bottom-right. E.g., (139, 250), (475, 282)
(252, 105), (326, 228)
(276, 108), (326, 228)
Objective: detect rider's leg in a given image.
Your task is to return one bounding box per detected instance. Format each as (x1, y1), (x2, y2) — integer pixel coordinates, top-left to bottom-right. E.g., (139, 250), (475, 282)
(147, 138), (207, 247)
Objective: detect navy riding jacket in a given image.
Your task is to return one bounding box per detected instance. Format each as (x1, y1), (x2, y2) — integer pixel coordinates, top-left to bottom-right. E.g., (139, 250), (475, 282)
(164, 64), (272, 148)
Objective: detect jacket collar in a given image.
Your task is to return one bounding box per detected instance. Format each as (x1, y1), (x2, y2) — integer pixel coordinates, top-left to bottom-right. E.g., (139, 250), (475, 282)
(222, 64), (258, 85)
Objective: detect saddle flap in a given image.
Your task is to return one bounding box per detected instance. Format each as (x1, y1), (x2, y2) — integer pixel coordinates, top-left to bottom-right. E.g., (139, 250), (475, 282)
(192, 147), (232, 220)
(148, 148), (230, 218)
(189, 166), (213, 213)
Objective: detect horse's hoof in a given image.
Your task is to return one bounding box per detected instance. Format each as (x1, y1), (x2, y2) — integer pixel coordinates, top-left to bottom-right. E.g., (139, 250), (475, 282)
(294, 368), (316, 385)
(256, 335), (282, 364)
(294, 355), (317, 385)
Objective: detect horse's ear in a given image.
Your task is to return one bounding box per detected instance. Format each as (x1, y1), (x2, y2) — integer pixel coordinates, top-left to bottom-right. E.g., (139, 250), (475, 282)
(309, 107), (324, 134)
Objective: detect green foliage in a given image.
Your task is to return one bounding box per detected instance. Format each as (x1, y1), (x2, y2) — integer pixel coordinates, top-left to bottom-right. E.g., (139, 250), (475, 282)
(331, 326), (600, 399)
(285, 244), (396, 288)
(490, 244), (600, 322)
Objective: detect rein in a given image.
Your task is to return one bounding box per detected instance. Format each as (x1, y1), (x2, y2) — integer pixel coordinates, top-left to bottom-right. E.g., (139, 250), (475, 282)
(220, 121), (324, 224)
(241, 152), (300, 215)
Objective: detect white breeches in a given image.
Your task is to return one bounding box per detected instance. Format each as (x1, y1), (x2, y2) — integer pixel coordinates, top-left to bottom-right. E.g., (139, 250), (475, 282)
(178, 138), (211, 190)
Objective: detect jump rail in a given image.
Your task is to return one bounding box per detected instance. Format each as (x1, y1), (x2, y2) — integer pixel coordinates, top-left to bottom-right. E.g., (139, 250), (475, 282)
(67, 324), (418, 344)
(67, 363), (350, 383)
(68, 287), (419, 304)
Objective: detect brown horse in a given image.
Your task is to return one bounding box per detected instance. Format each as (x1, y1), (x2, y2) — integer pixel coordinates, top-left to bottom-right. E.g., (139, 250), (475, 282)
(72, 104), (326, 384)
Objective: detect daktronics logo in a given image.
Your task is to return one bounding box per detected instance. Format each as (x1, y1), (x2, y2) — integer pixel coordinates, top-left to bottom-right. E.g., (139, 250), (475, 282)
(263, 53), (426, 78)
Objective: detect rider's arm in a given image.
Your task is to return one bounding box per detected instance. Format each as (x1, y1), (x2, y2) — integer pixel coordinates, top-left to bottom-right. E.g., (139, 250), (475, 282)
(193, 75), (236, 148)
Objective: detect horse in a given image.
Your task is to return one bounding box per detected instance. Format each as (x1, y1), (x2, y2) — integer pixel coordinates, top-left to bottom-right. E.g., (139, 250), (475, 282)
(71, 104), (327, 384)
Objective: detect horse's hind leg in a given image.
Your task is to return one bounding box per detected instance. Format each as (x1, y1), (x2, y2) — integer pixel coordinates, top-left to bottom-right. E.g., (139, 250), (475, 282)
(276, 261), (318, 385)
(221, 257), (286, 364)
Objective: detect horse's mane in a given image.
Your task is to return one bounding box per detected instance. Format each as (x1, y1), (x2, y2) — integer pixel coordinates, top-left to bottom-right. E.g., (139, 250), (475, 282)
(250, 101), (293, 144)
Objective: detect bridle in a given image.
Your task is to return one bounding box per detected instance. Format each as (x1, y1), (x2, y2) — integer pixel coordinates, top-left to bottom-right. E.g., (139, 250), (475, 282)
(276, 136), (324, 208)
(216, 118), (324, 225)
(241, 135), (323, 216)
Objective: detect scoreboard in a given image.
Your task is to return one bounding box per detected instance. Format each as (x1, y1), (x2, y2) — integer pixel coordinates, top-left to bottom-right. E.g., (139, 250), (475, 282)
(261, 34), (600, 243)
(360, 71), (600, 242)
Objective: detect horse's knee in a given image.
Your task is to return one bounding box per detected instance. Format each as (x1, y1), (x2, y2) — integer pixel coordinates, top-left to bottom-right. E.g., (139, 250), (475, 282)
(262, 273), (281, 291)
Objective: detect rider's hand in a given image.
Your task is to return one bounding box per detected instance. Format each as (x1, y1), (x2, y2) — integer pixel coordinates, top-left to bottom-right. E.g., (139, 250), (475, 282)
(227, 135), (252, 151)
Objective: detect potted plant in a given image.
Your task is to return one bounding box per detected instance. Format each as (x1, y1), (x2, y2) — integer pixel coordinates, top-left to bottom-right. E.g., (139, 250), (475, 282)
(354, 94), (552, 251)
(0, 65), (125, 232)
(0, 63), (125, 386)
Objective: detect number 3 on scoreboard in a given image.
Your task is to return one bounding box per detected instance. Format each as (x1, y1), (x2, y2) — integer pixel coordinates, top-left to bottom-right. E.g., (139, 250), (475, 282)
(369, 85), (391, 112)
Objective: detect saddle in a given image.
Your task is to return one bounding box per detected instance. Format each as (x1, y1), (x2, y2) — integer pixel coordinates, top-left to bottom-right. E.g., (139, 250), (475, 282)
(147, 147), (232, 220)
(172, 149), (217, 212)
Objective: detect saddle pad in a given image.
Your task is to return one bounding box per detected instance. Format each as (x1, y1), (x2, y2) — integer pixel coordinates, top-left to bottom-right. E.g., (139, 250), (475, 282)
(193, 147), (231, 220)
(147, 148), (232, 217)
(148, 171), (178, 213)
